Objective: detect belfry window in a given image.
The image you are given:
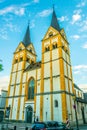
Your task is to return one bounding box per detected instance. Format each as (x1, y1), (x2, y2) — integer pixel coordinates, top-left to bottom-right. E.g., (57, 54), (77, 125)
(52, 43), (57, 49)
(20, 57), (23, 62)
(54, 100), (58, 107)
(45, 46), (50, 52)
(49, 32), (53, 37)
(28, 78), (35, 100)
(26, 57), (30, 62)
(15, 59), (18, 63)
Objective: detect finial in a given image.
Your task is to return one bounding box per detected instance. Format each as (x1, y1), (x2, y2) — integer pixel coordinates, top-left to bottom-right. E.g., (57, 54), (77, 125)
(28, 20), (30, 26)
(53, 4), (55, 11)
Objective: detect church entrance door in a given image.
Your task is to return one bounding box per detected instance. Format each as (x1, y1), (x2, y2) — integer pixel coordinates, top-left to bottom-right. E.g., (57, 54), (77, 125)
(26, 106), (33, 123)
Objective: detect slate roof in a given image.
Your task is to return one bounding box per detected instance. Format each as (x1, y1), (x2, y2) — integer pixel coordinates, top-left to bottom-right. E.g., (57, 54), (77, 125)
(74, 83), (83, 92)
(25, 61), (41, 72)
(50, 7), (60, 31)
(22, 24), (31, 47)
(76, 97), (87, 104)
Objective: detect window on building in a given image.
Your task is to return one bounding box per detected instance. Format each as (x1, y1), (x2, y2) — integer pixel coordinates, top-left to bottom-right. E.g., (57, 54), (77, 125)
(54, 100), (58, 107)
(20, 57), (23, 62)
(29, 48), (32, 53)
(52, 43), (57, 49)
(49, 32), (53, 37)
(31, 60), (34, 64)
(26, 57), (30, 62)
(19, 47), (22, 51)
(45, 46), (50, 52)
(15, 59), (18, 63)
(28, 78), (35, 100)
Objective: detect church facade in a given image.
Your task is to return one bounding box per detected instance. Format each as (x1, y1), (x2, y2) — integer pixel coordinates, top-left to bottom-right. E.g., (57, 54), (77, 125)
(6, 8), (77, 123)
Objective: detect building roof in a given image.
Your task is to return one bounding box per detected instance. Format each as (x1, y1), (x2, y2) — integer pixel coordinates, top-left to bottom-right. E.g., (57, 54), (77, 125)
(22, 24), (31, 47)
(74, 83), (83, 92)
(50, 7), (60, 31)
(25, 61), (41, 71)
(76, 97), (87, 104)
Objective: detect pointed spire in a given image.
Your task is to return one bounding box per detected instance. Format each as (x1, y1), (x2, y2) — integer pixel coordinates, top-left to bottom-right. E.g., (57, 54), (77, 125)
(51, 5), (60, 31)
(23, 21), (31, 47)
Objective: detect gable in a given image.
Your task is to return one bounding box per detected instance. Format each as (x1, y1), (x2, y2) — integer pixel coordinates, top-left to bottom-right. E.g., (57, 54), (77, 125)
(27, 43), (36, 55)
(43, 26), (59, 40)
(15, 42), (25, 53)
(60, 29), (67, 40)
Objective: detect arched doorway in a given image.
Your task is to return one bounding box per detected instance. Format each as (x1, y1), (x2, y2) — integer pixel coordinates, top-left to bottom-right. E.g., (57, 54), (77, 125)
(26, 106), (33, 123)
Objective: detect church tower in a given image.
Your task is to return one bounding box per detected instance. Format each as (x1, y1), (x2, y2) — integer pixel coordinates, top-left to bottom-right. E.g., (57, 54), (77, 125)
(6, 7), (75, 123)
(40, 7), (74, 122)
(6, 24), (36, 120)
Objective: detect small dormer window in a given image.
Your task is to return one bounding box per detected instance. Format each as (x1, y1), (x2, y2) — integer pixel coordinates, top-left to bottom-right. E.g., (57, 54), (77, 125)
(19, 47), (22, 51)
(49, 32), (53, 37)
(29, 47), (32, 53)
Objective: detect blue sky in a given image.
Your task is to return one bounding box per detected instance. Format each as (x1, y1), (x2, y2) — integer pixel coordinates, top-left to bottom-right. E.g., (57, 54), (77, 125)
(0, 0), (87, 92)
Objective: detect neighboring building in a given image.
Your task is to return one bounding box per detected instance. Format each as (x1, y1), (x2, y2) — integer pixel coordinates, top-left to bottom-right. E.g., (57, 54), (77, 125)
(0, 90), (7, 121)
(74, 84), (87, 124)
(5, 8), (87, 124)
(84, 93), (87, 100)
(79, 84), (87, 93)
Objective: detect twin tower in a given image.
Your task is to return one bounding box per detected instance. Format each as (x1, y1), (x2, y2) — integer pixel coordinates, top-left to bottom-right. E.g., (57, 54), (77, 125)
(6, 8), (75, 123)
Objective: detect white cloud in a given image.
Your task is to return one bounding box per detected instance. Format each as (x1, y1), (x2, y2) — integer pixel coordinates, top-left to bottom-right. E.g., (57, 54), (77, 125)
(0, 75), (9, 94)
(0, 28), (8, 40)
(74, 9), (82, 14)
(6, 23), (20, 32)
(78, 84), (87, 92)
(71, 35), (80, 40)
(58, 16), (68, 22)
(74, 70), (80, 74)
(37, 9), (52, 17)
(71, 14), (81, 24)
(82, 43), (87, 49)
(76, 0), (86, 7)
(33, 0), (39, 3)
(73, 65), (87, 71)
(79, 19), (87, 31)
(0, 5), (25, 16)
(30, 20), (35, 28)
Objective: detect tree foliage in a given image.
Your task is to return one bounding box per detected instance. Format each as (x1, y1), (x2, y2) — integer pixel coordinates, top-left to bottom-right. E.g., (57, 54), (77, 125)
(0, 60), (3, 71)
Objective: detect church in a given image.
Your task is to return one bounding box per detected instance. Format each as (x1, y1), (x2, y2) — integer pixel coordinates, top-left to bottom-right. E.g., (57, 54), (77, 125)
(6, 8), (77, 123)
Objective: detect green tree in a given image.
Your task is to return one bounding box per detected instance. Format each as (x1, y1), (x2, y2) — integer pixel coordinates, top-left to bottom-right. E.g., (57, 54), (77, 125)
(0, 60), (3, 71)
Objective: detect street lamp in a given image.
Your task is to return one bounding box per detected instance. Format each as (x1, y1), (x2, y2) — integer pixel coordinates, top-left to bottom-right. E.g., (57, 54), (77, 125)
(73, 95), (79, 130)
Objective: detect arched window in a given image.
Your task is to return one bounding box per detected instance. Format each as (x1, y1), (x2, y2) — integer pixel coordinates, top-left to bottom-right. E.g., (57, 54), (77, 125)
(49, 32), (53, 37)
(28, 78), (35, 100)
(45, 46), (50, 52)
(52, 43), (57, 49)
(55, 100), (58, 107)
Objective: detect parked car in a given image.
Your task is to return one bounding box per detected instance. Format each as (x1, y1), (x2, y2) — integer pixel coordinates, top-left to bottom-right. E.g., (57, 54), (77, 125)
(45, 121), (73, 130)
(30, 122), (47, 130)
(30, 121), (73, 130)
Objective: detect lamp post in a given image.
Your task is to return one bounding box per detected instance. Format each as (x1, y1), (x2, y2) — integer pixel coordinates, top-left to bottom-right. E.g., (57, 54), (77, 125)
(73, 96), (79, 130)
